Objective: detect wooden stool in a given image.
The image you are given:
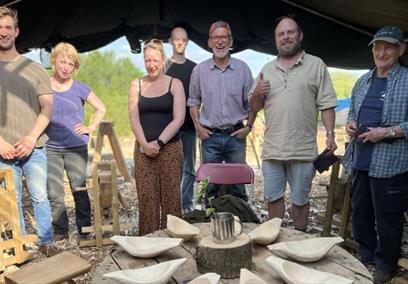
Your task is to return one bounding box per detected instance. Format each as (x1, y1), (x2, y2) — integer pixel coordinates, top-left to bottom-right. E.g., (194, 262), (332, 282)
(78, 162), (132, 247)
(4, 251), (91, 284)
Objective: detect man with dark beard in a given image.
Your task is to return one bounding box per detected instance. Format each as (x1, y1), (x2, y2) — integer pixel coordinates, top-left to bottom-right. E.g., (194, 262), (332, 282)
(249, 15), (337, 231)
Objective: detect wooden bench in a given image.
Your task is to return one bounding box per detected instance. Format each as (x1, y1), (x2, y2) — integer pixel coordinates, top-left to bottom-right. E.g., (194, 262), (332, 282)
(4, 252), (91, 284)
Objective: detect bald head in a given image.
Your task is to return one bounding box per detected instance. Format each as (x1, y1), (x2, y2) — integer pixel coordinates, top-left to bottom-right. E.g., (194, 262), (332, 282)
(169, 27), (189, 56)
(170, 27), (188, 40)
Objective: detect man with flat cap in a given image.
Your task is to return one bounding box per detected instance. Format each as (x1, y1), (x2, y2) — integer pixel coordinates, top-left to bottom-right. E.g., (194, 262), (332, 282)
(188, 21), (256, 202)
(343, 25), (408, 283)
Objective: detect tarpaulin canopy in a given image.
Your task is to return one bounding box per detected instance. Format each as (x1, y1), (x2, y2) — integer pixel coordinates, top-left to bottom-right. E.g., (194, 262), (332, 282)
(2, 0), (408, 69)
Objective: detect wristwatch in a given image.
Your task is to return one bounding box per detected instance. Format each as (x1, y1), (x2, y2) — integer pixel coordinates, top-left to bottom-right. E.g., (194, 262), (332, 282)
(326, 130), (336, 138)
(157, 139), (165, 148)
(388, 127), (396, 138)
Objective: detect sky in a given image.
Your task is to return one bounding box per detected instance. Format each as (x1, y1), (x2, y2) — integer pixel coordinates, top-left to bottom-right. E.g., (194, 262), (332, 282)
(25, 36), (368, 77)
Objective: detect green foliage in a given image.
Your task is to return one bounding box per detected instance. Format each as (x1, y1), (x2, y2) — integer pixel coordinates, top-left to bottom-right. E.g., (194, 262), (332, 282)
(74, 51), (144, 136)
(330, 71), (359, 99)
(196, 177), (215, 217)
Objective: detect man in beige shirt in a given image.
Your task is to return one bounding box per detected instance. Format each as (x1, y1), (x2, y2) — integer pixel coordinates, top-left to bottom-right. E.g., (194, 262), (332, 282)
(250, 15), (337, 230)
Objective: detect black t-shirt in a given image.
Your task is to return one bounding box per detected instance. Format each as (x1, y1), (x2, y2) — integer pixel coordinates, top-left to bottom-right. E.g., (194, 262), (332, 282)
(353, 74), (386, 170)
(165, 59), (196, 131)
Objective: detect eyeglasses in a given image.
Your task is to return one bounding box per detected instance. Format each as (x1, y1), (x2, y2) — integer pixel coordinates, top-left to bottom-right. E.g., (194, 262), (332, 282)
(210, 35), (230, 42)
(276, 14), (297, 24)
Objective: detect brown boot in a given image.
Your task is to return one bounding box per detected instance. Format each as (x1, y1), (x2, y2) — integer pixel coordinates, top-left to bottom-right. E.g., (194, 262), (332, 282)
(291, 203), (310, 231)
(40, 243), (62, 257)
(267, 198), (285, 220)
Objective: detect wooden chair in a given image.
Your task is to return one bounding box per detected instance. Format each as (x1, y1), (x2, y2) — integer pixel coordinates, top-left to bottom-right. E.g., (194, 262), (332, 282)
(320, 158), (355, 248)
(196, 163), (255, 207)
(4, 251), (91, 284)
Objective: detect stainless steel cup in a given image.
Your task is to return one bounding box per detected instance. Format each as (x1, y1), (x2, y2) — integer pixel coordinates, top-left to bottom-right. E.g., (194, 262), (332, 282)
(211, 212), (243, 244)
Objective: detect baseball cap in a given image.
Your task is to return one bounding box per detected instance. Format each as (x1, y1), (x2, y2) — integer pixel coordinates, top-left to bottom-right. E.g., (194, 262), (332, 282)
(209, 20), (231, 36)
(369, 25), (405, 46)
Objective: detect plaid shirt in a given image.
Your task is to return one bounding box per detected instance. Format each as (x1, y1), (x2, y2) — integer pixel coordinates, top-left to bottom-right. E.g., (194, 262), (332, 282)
(342, 63), (408, 178)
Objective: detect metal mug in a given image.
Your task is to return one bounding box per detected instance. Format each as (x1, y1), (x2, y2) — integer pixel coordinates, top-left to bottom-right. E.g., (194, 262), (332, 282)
(211, 212), (243, 244)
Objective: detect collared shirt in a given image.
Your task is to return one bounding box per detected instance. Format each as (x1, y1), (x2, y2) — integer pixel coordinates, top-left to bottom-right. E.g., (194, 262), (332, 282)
(188, 57), (253, 128)
(249, 52), (337, 161)
(342, 63), (408, 178)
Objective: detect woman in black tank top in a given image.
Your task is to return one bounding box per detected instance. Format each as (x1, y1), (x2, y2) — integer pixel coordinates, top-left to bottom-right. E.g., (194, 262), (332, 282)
(128, 39), (186, 235)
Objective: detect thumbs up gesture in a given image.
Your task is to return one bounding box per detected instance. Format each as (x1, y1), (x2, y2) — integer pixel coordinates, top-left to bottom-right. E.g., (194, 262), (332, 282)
(254, 72), (270, 97)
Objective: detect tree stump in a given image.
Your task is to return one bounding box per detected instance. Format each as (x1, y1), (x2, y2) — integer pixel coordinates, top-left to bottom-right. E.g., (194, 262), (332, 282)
(196, 233), (252, 278)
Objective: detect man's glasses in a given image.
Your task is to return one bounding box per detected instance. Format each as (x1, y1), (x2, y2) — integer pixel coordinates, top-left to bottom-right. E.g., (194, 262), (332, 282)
(210, 35), (230, 42)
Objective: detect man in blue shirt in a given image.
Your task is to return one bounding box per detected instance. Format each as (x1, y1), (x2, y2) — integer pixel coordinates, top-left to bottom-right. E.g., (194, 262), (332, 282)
(343, 25), (408, 283)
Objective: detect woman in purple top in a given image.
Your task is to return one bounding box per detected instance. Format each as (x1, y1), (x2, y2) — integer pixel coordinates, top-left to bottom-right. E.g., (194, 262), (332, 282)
(46, 42), (106, 241)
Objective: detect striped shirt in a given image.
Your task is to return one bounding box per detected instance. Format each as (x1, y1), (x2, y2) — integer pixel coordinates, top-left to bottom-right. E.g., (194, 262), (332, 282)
(188, 57), (253, 128)
(342, 63), (408, 178)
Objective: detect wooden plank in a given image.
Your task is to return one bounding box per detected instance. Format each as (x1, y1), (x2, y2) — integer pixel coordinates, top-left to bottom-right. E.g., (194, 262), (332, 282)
(4, 252), (91, 284)
(106, 124), (130, 181)
(79, 238), (115, 247)
(91, 165), (103, 247)
(81, 223), (133, 233)
(322, 161), (340, 237)
(338, 179), (352, 240)
(111, 163), (120, 235)
(91, 254), (120, 284)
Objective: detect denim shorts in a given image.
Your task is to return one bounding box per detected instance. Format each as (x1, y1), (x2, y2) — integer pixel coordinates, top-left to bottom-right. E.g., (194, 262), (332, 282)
(262, 159), (315, 205)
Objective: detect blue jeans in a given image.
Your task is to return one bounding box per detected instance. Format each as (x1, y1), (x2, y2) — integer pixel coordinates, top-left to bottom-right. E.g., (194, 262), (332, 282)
(0, 148), (53, 245)
(180, 130), (197, 210)
(201, 134), (247, 201)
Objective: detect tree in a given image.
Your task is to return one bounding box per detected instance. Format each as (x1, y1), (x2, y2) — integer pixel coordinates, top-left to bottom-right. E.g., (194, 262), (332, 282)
(330, 71), (359, 99)
(75, 51), (144, 136)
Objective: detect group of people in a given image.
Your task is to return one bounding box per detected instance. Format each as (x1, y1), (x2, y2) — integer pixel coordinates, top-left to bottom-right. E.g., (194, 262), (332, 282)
(0, 6), (106, 256)
(0, 5), (407, 283)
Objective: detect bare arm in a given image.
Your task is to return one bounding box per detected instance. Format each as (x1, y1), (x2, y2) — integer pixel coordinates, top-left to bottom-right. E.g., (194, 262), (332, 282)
(128, 79), (159, 157)
(157, 78), (185, 144)
(74, 91), (106, 135)
(15, 93), (53, 158)
(321, 107), (337, 154)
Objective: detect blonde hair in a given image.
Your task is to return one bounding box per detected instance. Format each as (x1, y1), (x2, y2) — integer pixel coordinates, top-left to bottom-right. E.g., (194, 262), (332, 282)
(143, 39), (166, 59)
(50, 42), (80, 70)
(0, 6), (18, 26)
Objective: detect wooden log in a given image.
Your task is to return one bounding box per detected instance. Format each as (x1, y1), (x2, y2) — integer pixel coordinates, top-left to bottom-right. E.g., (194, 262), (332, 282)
(196, 233), (252, 279)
